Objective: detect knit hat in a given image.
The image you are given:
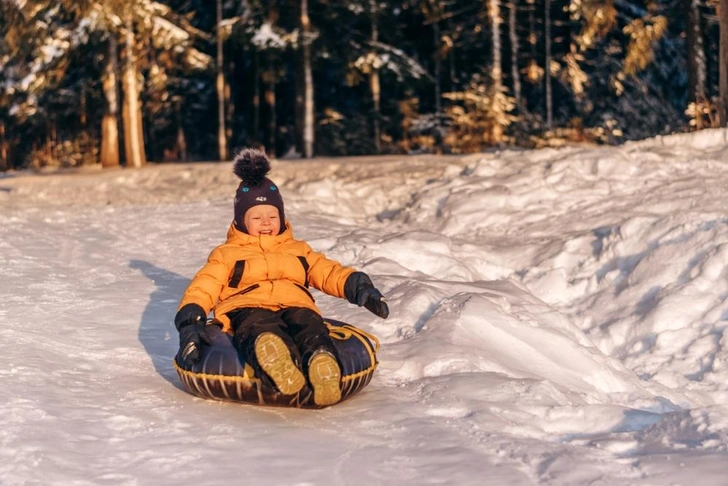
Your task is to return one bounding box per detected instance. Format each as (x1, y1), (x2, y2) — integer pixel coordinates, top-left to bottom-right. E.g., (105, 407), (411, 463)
(232, 149), (285, 235)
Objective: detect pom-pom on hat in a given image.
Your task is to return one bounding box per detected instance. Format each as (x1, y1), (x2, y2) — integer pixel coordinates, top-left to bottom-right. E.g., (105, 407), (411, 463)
(232, 148), (285, 234)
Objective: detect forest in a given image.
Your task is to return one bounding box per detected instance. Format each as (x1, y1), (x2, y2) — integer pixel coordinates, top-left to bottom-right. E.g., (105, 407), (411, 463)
(1, 0), (727, 171)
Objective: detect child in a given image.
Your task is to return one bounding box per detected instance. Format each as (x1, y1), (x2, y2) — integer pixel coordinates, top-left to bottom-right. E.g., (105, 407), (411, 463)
(174, 149), (389, 406)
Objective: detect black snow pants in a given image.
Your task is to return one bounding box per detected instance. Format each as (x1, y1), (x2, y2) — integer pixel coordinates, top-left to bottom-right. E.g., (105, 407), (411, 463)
(228, 307), (339, 376)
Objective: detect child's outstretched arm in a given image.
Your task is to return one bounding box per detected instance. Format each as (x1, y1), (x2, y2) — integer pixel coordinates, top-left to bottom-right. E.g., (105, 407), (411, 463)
(305, 246), (389, 319)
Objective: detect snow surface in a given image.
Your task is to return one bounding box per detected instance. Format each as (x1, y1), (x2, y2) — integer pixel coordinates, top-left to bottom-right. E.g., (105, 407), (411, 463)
(2, 129), (728, 485)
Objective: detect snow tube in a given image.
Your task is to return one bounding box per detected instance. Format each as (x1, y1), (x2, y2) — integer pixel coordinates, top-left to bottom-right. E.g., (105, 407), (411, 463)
(173, 319), (380, 408)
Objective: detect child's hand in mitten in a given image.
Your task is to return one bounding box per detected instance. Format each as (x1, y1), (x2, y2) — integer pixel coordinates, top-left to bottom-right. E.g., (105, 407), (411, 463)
(344, 272), (389, 319)
(174, 303), (212, 366)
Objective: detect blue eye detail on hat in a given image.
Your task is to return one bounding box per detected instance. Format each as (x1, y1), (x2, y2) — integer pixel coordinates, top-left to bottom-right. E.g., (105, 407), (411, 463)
(241, 187), (249, 192)
(270, 185), (277, 191)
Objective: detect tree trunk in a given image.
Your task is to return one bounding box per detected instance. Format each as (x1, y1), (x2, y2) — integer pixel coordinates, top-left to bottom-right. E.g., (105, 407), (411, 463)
(686, 0), (706, 103)
(101, 34), (120, 168)
(489, 0), (502, 90)
(264, 65), (277, 155)
(509, 0), (523, 113)
(447, 19), (457, 90)
(122, 14), (146, 168)
(0, 122), (7, 171)
(544, 0), (553, 130)
(80, 84), (87, 128)
(371, 70), (381, 153)
(226, 60), (234, 151)
(176, 102), (187, 162)
(720, 0), (728, 127)
(489, 0), (504, 143)
(216, 0), (228, 161)
(434, 20), (442, 113)
(295, 43), (304, 155)
(301, 0), (314, 158)
(254, 51), (261, 143)
(370, 1), (381, 154)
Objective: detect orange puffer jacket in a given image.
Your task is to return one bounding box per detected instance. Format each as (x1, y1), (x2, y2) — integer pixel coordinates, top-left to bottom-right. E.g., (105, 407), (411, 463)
(178, 221), (355, 333)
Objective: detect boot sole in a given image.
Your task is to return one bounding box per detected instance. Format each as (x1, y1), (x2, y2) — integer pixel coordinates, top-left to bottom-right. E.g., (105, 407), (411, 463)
(308, 353), (342, 406)
(255, 333), (305, 395)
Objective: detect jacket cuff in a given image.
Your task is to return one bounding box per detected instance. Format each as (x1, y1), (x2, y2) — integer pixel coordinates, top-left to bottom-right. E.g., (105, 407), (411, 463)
(175, 303), (207, 331)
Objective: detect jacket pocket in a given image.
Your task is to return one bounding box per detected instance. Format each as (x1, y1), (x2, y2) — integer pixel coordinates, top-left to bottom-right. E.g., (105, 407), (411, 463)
(294, 283), (315, 303)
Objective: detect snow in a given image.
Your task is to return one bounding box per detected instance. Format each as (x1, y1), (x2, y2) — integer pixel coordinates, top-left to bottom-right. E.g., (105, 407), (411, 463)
(252, 22), (288, 50)
(2, 129), (728, 484)
(152, 17), (190, 45)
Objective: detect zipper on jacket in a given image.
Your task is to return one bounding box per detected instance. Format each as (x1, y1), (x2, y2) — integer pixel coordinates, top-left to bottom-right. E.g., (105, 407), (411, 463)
(231, 283), (260, 298)
(294, 283), (315, 303)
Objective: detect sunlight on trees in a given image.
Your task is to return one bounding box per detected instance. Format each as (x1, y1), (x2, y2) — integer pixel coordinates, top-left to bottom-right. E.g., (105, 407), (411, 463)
(1, 0), (727, 169)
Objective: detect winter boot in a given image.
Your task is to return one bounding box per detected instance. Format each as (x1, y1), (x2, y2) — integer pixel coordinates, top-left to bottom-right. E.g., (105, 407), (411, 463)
(254, 333), (306, 395)
(308, 351), (342, 406)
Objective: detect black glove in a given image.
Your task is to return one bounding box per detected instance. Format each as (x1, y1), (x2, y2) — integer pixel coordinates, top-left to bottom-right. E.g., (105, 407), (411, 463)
(175, 303), (211, 366)
(344, 272), (389, 319)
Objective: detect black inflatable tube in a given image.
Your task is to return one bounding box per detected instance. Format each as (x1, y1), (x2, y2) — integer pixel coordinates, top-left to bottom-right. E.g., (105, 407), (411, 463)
(174, 319), (380, 408)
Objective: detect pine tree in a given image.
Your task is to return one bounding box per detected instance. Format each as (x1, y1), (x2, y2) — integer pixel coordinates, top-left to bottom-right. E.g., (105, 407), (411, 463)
(0, 0), (212, 168)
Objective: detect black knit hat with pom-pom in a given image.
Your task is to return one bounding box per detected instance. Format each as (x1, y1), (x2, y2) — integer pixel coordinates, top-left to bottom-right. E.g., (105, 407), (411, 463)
(232, 148), (285, 234)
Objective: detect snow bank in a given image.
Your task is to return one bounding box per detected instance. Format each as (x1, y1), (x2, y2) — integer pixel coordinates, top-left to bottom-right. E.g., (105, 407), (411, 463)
(2, 129), (728, 484)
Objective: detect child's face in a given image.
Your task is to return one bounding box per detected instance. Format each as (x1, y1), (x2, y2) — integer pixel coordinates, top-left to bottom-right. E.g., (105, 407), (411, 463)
(244, 204), (281, 236)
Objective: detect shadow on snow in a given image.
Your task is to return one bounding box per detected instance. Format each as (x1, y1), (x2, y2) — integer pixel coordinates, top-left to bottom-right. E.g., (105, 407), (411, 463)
(129, 259), (190, 390)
